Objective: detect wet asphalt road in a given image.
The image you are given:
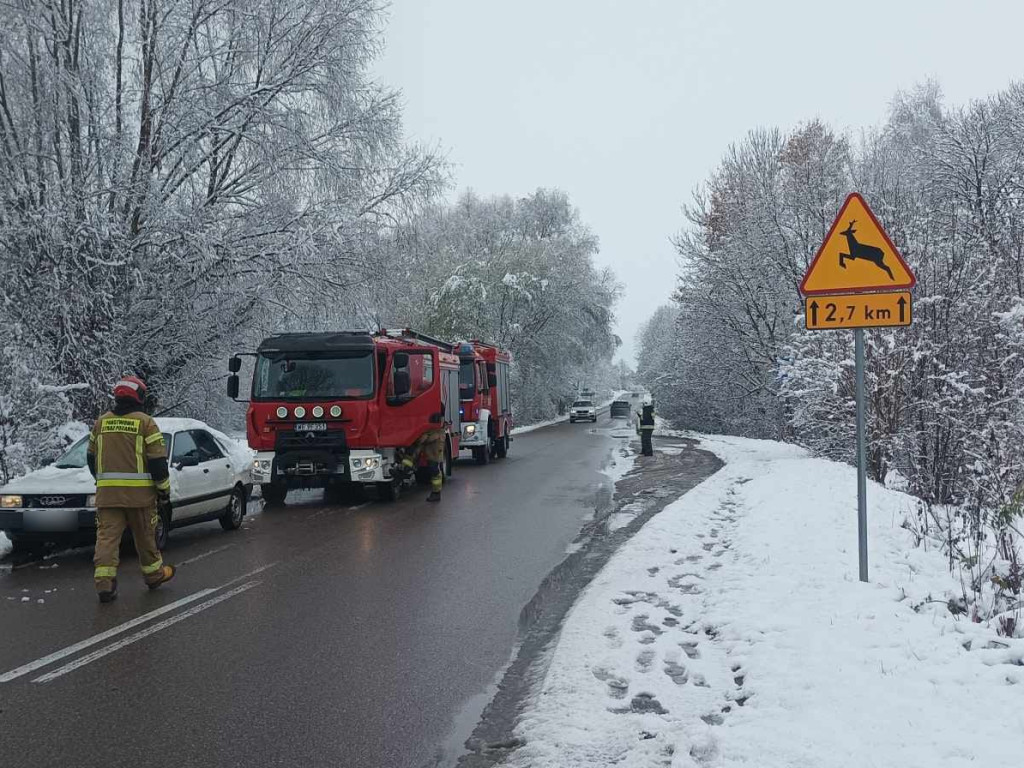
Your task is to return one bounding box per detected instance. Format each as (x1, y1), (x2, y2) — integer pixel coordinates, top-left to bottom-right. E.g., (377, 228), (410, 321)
(0, 416), (650, 768)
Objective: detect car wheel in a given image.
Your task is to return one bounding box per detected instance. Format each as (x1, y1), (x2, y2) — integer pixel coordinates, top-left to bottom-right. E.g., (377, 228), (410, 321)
(377, 480), (400, 502)
(154, 506), (170, 550)
(219, 486), (246, 531)
(261, 482), (287, 505)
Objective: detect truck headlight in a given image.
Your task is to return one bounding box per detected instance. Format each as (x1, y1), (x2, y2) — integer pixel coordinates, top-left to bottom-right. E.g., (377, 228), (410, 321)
(253, 459), (272, 474)
(0, 494), (23, 508)
(85, 494), (96, 507)
(464, 424), (477, 436)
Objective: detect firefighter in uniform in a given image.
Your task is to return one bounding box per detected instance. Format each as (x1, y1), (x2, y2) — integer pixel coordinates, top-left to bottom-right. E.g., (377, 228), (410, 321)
(396, 429), (445, 502)
(87, 376), (176, 603)
(637, 402), (655, 457)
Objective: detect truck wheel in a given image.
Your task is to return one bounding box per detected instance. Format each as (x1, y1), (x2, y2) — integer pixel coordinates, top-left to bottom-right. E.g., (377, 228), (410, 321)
(377, 480), (400, 502)
(473, 445), (489, 465)
(261, 482), (287, 505)
(496, 433), (509, 458)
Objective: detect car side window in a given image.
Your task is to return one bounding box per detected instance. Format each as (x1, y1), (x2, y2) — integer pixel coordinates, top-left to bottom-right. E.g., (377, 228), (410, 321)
(192, 430), (225, 462)
(171, 431), (200, 464)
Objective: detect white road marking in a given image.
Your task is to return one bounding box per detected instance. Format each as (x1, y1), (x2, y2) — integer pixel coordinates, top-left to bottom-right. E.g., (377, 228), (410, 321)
(348, 502), (372, 511)
(177, 544), (235, 566)
(33, 581), (261, 683)
(0, 561), (278, 684)
(0, 589), (217, 683)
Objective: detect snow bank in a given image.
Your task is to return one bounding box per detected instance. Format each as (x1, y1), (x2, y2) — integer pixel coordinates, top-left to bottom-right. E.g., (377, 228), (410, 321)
(0, 531), (11, 559)
(508, 434), (1024, 767)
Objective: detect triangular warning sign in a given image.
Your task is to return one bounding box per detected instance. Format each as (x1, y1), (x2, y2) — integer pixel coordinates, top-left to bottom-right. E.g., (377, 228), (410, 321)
(800, 193), (915, 295)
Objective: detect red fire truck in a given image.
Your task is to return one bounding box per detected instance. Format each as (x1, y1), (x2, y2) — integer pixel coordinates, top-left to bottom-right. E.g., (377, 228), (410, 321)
(456, 340), (513, 464)
(227, 330), (461, 502)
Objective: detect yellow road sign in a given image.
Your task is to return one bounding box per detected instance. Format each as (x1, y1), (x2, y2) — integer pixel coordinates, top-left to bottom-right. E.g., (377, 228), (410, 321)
(805, 291), (912, 330)
(800, 193), (915, 295)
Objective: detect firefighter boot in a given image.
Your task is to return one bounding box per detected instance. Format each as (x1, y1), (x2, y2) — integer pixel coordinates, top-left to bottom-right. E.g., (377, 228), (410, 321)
(426, 469), (442, 503)
(98, 578), (118, 604)
(146, 564), (176, 590)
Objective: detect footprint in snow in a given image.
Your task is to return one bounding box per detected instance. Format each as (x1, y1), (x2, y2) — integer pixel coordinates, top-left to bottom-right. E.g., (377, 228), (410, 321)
(663, 660), (688, 685)
(635, 649), (656, 672)
(631, 614), (664, 635)
(680, 641), (701, 659)
(603, 626), (624, 649)
(609, 693), (668, 716)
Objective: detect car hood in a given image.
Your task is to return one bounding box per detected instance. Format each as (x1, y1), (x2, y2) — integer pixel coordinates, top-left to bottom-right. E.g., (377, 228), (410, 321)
(1, 465), (96, 495)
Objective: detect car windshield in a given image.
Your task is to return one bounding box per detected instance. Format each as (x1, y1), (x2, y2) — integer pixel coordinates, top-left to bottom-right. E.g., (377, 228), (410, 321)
(53, 436), (89, 468)
(459, 359), (475, 399)
(253, 352), (374, 400)
(573, 400), (593, 407)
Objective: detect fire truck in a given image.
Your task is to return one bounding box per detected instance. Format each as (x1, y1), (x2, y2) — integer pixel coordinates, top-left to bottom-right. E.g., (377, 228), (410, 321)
(456, 340), (513, 464)
(227, 330), (461, 503)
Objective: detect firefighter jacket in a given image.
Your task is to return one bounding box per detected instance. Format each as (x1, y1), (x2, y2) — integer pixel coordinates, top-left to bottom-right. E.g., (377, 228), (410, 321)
(87, 408), (171, 507)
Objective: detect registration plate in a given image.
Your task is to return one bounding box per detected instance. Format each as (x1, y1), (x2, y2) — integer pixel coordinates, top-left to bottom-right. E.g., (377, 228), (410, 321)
(294, 422), (327, 432)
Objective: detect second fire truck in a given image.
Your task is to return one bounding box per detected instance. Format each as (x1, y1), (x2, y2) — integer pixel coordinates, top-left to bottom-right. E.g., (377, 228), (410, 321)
(456, 340), (513, 464)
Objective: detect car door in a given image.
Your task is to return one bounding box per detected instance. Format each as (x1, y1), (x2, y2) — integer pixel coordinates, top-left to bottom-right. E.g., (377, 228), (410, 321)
(191, 430), (234, 514)
(169, 431), (212, 520)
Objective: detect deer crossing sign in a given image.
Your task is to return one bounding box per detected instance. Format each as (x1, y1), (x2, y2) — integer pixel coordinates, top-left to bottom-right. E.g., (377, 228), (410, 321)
(800, 193), (915, 296)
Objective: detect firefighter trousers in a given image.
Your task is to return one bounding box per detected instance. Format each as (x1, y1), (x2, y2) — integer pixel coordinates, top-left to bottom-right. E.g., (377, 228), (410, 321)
(640, 432), (654, 457)
(93, 505), (164, 592)
(401, 430), (445, 493)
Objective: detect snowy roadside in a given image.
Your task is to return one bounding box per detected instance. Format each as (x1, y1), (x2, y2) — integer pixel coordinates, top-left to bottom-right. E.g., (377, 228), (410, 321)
(506, 434), (1024, 767)
(0, 532), (11, 559)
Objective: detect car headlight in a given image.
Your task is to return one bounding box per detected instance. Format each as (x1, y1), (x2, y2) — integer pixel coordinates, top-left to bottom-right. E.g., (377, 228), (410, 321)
(85, 494), (96, 507)
(464, 424), (477, 436)
(1, 494), (23, 508)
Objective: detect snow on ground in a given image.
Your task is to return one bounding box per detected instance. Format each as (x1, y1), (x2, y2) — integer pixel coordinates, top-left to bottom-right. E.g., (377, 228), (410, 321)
(0, 532), (11, 559)
(508, 433), (1024, 767)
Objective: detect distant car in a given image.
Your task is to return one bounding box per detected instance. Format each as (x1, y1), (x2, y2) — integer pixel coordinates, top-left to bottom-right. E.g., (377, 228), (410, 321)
(610, 400), (632, 419)
(0, 418), (253, 554)
(569, 400), (598, 423)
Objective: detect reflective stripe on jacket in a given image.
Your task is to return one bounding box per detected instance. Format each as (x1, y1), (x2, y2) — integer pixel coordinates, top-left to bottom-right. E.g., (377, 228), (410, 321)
(88, 411), (168, 507)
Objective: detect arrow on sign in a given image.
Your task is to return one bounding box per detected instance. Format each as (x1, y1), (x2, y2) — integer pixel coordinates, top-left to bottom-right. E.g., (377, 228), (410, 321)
(897, 295), (906, 323)
(809, 300), (819, 327)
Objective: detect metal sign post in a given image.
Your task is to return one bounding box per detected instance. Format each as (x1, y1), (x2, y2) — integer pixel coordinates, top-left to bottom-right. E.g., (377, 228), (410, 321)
(854, 329), (868, 582)
(799, 193), (916, 584)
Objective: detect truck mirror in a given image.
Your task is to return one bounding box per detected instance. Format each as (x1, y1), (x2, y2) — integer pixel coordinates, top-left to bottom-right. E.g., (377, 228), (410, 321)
(228, 356), (242, 373)
(226, 375), (239, 400)
(393, 352), (409, 369)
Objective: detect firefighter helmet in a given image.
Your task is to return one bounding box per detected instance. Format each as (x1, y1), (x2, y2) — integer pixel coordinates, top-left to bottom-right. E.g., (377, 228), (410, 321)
(113, 376), (147, 405)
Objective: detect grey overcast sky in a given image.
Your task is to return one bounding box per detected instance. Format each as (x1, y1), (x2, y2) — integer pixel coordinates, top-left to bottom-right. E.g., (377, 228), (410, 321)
(375, 0), (1024, 363)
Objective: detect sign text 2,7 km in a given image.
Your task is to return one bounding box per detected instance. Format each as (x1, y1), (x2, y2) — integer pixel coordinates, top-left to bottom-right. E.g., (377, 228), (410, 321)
(805, 291), (912, 331)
